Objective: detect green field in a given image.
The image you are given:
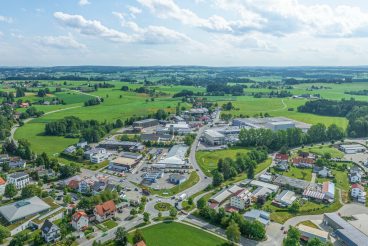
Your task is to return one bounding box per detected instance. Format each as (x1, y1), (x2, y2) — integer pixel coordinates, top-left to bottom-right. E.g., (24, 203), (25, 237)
(304, 145), (344, 158)
(128, 222), (228, 246)
(272, 166), (313, 181)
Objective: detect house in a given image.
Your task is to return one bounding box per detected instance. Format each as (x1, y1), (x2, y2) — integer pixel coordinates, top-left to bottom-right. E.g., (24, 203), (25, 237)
(7, 172), (30, 189)
(297, 224), (329, 242)
(76, 141), (88, 149)
(64, 146), (77, 154)
(94, 200), (117, 222)
(0, 177), (6, 195)
(92, 181), (107, 194)
(351, 184), (366, 203)
(90, 153), (109, 164)
(275, 153), (289, 161)
(78, 180), (91, 194)
(349, 169), (362, 183)
(20, 102), (29, 108)
(41, 219), (61, 243)
(203, 130), (225, 146)
(169, 174), (187, 184)
(273, 190), (296, 207)
(0, 154), (10, 165)
(275, 160), (289, 171)
(230, 189), (252, 210)
(68, 179), (80, 190)
(72, 211), (89, 231)
(259, 173), (273, 183)
(243, 209), (270, 226)
(292, 157), (315, 168)
(0, 196), (51, 224)
(313, 166), (332, 178)
(9, 158), (27, 169)
(339, 144), (366, 154)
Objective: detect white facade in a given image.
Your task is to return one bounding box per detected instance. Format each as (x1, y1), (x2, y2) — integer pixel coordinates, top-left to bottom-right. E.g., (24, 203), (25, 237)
(90, 153), (108, 164)
(230, 189), (251, 210)
(203, 130), (225, 146)
(72, 212), (89, 231)
(350, 174), (361, 183)
(340, 144), (366, 154)
(7, 173), (30, 189)
(351, 187), (366, 199)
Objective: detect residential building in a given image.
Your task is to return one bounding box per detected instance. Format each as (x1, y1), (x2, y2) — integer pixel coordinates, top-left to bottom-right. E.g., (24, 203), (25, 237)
(169, 174), (187, 184)
(76, 141), (88, 149)
(84, 148), (107, 160)
(351, 184), (366, 203)
(259, 173), (273, 183)
(94, 200), (117, 223)
(72, 211), (89, 231)
(275, 160), (289, 171)
(0, 154), (10, 165)
(339, 144), (366, 154)
(90, 152), (109, 164)
(64, 146), (76, 154)
(203, 129), (225, 146)
(313, 166), (332, 178)
(292, 157), (315, 168)
(350, 172), (362, 183)
(297, 224), (329, 242)
(0, 177), (6, 195)
(41, 219), (61, 243)
(275, 153), (289, 161)
(7, 172), (30, 189)
(243, 209), (270, 226)
(92, 181), (107, 194)
(274, 190), (296, 207)
(0, 196), (51, 224)
(230, 189), (251, 210)
(8, 158), (26, 169)
(78, 180), (91, 194)
(68, 179), (80, 190)
(323, 213), (368, 246)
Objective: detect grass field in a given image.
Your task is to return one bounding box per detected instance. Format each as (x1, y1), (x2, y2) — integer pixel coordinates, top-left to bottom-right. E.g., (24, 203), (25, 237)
(128, 222), (228, 246)
(305, 145), (344, 158)
(272, 166), (313, 181)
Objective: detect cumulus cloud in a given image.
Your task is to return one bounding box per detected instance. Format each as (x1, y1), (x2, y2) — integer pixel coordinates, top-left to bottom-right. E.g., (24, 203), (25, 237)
(36, 34), (86, 49)
(0, 15), (13, 23)
(54, 11), (192, 45)
(79, 0), (90, 6)
(128, 6), (142, 18)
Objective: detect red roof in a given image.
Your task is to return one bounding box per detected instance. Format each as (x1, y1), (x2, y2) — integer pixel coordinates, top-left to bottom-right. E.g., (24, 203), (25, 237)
(95, 200), (116, 217)
(0, 177), (6, 185)
(275, 153), (289, 160)
(68, 180), (80, 189)
(352, 183), (364, 190)
(72, 211), (88, 222)
(292, 157), (315, 165)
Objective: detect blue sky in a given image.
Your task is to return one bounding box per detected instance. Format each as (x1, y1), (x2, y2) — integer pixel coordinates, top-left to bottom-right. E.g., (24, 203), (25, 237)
(1, 0), (368, 66)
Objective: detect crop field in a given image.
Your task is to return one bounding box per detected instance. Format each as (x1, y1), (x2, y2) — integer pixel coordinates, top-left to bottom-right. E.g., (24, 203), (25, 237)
(128, 222), (228, 246)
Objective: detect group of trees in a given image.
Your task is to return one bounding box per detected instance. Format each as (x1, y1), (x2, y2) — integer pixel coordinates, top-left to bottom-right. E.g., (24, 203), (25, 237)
(77, 190), (120, 212)
(15, 87), (26, 97)
(298, 98), (368, 137)
(0, 108), (13, 140)
(283, 226), (331, 246)
(238, 123), (345, 151)
(345, 89), (368, 96)
(196, 204), (265, 242)
(282, 78), (351, 85)
(206, 83), (245, 96)
(19, 106), (44, 119)
(37, 88), (50, 97)
(2, 139), (33, 160)
(124, 109), (169, 126)
(212, 149), (268, 187)
(84, 98), (102, 107)
(253, 90), (293, 98)
(44, 116), (120, 142)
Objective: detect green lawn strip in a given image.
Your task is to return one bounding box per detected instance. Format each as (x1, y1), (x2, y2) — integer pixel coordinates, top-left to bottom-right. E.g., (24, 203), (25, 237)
(127, 221), (229, 246)
(296, 220), (319, 229)
(135, 171), (200, 197)
(102, 219), (118, 230)
(305, 145), (344, 158)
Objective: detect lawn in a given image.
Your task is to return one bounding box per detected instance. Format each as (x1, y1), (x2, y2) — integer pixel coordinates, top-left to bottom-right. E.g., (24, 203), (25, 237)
(128, 222), (228, 246)
(102, 219), (118, 230)
(154, 202), (173, 211)
(297, 220), (319, 229)
(196, 147), (251, 177)
(305, 145), (344, 158)
(272, 166), (313, 181)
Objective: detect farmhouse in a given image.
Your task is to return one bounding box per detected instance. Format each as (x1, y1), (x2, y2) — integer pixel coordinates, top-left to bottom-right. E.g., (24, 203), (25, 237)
(339, 144), (366, 154)
(203, 129), (225, 146)
(7, 172), (30, 189)
(0, 196), (51, 224)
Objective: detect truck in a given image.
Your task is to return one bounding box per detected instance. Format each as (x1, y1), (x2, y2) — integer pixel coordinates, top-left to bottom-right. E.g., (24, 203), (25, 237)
(178, 193), (187, 201)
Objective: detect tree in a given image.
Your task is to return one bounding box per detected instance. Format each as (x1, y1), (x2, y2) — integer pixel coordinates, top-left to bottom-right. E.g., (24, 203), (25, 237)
(188, 197), (193, 205)
(132, 229), (145, 244)
(0, 225), (10, 243)
(283, 227), (301, 246)
(327, 124), (345, 141)
(4, 183), (17, 198)
(212, 170), (224, 187)
(21, 184), (41, 199)
(143, 212), (150, 223)
(9, 230), (29, 246)
(226, 220), (241, 244)
(289, 201), (300, 214)
(197, 197), (206, 209)
(307, 238), (326, 246)
(169, 207), (177, 218)
(115, 227), (128, 246)
(63, 194), (72, 204)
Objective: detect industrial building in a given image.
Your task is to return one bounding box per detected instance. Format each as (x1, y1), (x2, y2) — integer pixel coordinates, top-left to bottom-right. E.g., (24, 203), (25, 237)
(132, 118), (159, 129)
(297, 224), (329, 242)
(154, 144), (189, 169)
(243, 209), (270, 226)
(323, 213), (368, 246)
(109, 156), (141, 172)
(99, 140), (144, 151)
(232, 117), (311, 132)
(273, 190), (297, 207)
(339, 144), (366, 154)
(203, 129), (225, 146)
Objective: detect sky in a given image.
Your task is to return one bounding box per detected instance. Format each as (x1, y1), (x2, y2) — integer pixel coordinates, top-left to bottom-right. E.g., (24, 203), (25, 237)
(2, 0), (368, 66)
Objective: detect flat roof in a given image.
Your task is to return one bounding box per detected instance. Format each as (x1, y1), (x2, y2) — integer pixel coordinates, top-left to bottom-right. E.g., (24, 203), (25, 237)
(250, 180), (279, 192)
(340, 144), (366, 149)
(0, 196), (51, 223)
(273, 175), (311, 190)
(134, 118), (158, 124)
(350, 214), (368, 236)
(110, 157), (137, 166)
(297, 224), (329, 239)
(204, 129), (225, 138)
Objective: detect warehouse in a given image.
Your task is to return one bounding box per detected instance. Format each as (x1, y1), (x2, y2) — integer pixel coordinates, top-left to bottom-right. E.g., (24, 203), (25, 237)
(132, 118), (159, 128)
(203, 129), (225, 146)
(339, 144), (366, 154)
(155, 144), (189, 169)
(232, 117), (310, 132)
(297, 224), (329, 242)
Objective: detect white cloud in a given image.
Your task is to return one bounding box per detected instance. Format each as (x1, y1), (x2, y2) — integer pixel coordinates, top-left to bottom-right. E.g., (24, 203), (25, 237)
(128, 6), (142, 18)
(54, 11), (193, 45)
(0, 15), (13, 23)
(36, 34), (86, 49)
(79, 0), (90, 6)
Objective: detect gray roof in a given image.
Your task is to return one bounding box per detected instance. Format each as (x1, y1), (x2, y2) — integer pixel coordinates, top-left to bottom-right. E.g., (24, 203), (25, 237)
(0, 196), (51, 223)
(133, 118), (158, 124)
(41, 219), (58, 234)
(273, 175), (311, 190)
(8, 172), (28, 179)
(244, 209), (270, 225)
(324, 213), (368, 245)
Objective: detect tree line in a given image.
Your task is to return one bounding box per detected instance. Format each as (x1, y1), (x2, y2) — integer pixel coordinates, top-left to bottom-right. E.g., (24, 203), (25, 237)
(238, 123), (345, 151)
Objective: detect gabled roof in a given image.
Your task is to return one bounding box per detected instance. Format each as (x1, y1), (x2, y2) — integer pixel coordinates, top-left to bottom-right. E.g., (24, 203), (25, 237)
(41, 219), (58, 234)
(0, 177), (6, 185)
(68, 180), (80, 189)
(352, 183), (364, 190)
(72, 211), (88, 222)
(95, 200), (116, 216)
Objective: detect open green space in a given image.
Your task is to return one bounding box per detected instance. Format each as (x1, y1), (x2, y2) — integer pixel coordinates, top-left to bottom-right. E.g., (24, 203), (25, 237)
(272, 166), (313, 181)
(102, 219), (118, 230)
(154, 202), (173, 211)
(128, 222), (228, 246)
(305, 145), (344, 158)
(55, 91), (95, 104)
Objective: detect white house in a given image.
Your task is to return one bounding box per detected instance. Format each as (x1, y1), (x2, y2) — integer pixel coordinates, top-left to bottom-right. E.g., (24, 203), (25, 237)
(7, 172), (30, 189)
(230, 189), (252, 210)
(90, 153), (108, 164)
(41, 219), (61, 243)
(72, 211), (89, 231)
(351, 184), (366, 203)
(94, 200), (116, 223)
(0, 177), (6, 195)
